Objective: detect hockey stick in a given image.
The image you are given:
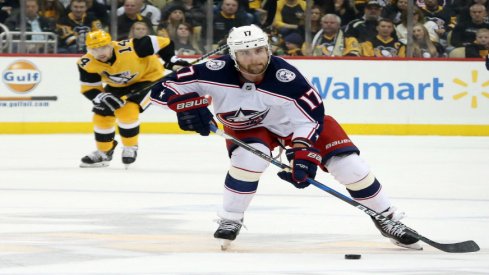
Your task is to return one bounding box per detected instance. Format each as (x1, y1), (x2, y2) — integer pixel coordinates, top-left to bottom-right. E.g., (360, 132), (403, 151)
(209, 124), (480, 253)
(124, 44), (229, 98)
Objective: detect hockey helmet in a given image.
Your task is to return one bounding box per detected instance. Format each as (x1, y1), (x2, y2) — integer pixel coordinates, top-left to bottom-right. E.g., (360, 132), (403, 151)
(227, 25), (271, 61)
(86, 30), (112, 49)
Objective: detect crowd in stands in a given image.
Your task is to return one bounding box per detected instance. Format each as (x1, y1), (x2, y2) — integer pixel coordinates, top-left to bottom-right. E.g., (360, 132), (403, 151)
(1, 0), (488, 58)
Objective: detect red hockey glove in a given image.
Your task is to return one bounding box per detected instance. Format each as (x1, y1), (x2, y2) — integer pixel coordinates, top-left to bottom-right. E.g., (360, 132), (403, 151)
(168, 92), (213, 136)
(277, 147), (322, 188)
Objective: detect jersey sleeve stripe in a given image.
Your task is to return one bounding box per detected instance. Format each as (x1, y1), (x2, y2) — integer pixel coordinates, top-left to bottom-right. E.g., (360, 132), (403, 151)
(80, 81), (103, 86)
(148, 35), (160, 53)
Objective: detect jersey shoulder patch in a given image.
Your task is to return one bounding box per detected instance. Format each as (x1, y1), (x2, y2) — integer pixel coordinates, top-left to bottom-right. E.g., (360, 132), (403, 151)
(205, 59), (226, 71)
(275, 68), (296, 82)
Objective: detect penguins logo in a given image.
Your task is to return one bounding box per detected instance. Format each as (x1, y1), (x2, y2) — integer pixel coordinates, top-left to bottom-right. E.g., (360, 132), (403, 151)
(103, 71), (137, 84)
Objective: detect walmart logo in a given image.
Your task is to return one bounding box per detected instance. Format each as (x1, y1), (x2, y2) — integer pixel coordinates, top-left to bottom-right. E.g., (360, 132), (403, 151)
(311, 77), (444, 101)
(311, 73), (488, 109)
(452, 70), (489, 109)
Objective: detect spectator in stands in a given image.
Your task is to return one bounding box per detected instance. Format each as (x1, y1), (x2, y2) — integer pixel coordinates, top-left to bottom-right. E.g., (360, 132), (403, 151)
(117, 0), (160, 26)
(353, 0), (386, 17)
(273, 0), (306, 37)
(173, 22), (203, 55)
(412, 23), (444, 57)
(86, 0), (109, 25)
(311, 13), (361, 56)
(353, 0), (368, 14)
(416, 0), (447, 8)
(1, 0), (18, 24)
(116, 0), (153, 40)
(203, 0), (249, 45)
(283, 31), (304, 55)
(361, 18), (405, 57)
(456, 0), (489, 24)
(57, 0), (104, 53)
(5, 0), (56, 33)
(309, 5), (323, 38)
(420, 0), (456, 47)
(248, 0), (268, 26)
(4, 0), (56, 52)
(157, 5), (186, 39)
(465, 28), (489, 57)
(262, 0), (277, 27)
(164, 0), (206, 28)
(345, 0), (383, 43)
(128, 20), (151, 38)
(266, 25), (286, 55)
(396, 7), (440, 44)
(331, 0), (358, 27)
(382, 0), (407, 24)
(39, 0), (66, 21)
(451, 3), (489, 47)
(151, 0), (167, 10)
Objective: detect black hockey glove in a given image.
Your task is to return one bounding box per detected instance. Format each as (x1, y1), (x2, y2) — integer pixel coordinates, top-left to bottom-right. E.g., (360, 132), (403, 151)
(93, 93), (125, 111)
(164, 56), (191, 71)
(277, 147), (322, 188)
(167, 92), (213, 136)
(91, 93), (125, 116)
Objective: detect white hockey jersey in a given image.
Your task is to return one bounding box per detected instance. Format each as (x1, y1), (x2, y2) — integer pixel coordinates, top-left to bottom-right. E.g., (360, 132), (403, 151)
(150, 55), (325, 144)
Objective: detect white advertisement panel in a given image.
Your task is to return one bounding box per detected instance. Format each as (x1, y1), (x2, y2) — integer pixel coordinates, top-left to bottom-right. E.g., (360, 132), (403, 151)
(294, 58), (489, 125)
(0, 56), (488, 133)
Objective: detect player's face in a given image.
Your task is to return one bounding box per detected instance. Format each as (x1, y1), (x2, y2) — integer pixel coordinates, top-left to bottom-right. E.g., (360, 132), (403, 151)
(235, 46), (269, 75)
(90, 45), (113, 62)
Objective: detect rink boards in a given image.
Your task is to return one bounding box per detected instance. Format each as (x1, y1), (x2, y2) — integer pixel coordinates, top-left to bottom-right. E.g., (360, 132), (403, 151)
(0, 55), (488, 135)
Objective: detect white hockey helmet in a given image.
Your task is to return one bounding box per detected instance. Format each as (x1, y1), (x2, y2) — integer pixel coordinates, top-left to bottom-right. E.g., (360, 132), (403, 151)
(227, 24), (271, 66)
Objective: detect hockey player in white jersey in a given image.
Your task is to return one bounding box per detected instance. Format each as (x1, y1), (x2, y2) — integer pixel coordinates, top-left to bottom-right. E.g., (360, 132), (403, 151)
(150, 24), (421, 250)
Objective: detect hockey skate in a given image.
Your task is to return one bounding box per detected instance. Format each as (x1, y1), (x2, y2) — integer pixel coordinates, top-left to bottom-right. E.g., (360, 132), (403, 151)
(372, 206), (422, 250)
(214, 219), (243, 251)
(80, 140), (118, 168)
(122, 145), (138, 169)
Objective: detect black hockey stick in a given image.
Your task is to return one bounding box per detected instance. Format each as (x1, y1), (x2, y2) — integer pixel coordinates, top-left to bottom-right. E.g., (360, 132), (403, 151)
(124, 44), (229, 98)
(209, 124), (480, 253)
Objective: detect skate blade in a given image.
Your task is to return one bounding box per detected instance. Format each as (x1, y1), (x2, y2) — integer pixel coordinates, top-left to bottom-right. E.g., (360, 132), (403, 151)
(220, 239), (232, 251)
(390, 239), (423, 250)
(79, 162), (109, 168)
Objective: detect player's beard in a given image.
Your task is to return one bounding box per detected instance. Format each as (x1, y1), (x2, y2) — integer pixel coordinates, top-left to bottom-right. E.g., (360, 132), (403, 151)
(240, 62), (267, 75)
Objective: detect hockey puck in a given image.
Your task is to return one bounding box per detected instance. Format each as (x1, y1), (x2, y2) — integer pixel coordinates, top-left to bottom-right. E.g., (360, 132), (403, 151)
(345, 254), (361, 260)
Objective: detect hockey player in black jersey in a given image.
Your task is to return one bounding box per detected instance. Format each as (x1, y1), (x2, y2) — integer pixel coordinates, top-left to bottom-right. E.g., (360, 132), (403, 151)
(150, 25), (421, 250)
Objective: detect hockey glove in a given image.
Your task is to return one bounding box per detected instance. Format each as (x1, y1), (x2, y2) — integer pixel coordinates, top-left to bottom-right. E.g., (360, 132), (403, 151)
(164, 56), (191, 71)
(277, 147), (322, 188)
(167, 92), (213, 136)
(93, 93), (125, 112)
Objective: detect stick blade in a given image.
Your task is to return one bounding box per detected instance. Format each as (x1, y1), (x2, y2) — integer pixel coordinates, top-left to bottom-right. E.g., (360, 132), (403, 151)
(421, 237), (480, 253)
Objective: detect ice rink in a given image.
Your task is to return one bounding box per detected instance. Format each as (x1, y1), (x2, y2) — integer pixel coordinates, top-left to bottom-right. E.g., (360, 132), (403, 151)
(0, 134), (488, 274)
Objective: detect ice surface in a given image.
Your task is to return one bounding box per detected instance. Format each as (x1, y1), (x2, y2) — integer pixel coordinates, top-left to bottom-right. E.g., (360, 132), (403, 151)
(0, 134), (487, 274)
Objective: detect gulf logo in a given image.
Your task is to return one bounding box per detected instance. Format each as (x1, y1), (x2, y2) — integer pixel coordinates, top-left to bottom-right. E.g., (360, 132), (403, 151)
(2, 60), (41, 93)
